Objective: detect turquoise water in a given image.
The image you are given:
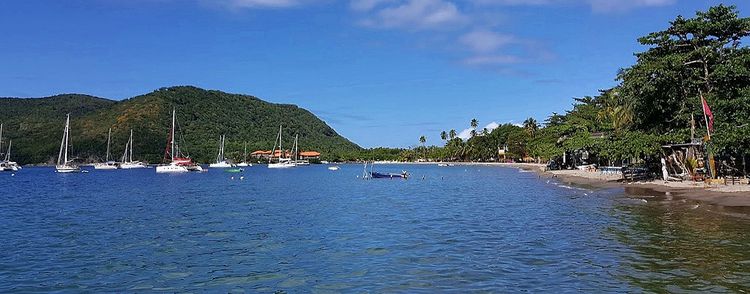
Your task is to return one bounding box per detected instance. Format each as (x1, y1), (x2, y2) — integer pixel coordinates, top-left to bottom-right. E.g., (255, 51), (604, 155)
(1, 165), (749, 292)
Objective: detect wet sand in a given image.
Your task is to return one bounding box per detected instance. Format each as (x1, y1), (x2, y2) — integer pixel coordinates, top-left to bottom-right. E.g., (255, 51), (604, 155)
(539, 167), (750, 207)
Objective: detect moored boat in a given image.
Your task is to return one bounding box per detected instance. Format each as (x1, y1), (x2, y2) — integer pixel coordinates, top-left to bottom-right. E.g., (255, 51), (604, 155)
(209, 134), (235, 168)
(0, 124), (21, 172)
(94, 128), (118, 170)
(370, 171), (409, 179)
(268, 125), (296, 169)
(119, 129), (148, 169)
(55, 114), (81, 173)
(155, 108), (202, 173)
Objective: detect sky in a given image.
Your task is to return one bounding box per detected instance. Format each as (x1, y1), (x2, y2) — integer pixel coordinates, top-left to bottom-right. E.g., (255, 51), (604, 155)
(0, 0), (747, 148)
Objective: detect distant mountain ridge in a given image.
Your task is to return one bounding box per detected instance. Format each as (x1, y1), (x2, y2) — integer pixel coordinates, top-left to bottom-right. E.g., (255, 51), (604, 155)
(0, 86), (360, 164)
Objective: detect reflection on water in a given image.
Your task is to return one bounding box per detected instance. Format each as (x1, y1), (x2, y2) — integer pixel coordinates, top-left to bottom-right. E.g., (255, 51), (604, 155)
(0, 165), (749, 292)
(614, 187), (750, 292)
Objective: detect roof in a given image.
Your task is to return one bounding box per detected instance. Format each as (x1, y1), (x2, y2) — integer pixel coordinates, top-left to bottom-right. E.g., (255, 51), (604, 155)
(251, 150), (272, 155)
(300, 151), (321, 157)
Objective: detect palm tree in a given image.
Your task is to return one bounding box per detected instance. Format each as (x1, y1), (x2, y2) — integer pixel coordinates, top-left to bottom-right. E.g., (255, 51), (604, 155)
(469, 118), (479, 138)
(449, 129), (457, 140)
(440, 131), (447, 141)
(419, 135), (427, 160)
(523, 117), (538, 137)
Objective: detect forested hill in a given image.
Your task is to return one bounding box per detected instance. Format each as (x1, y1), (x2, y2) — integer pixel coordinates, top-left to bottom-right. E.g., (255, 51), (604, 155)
(0, 86), (361, 164)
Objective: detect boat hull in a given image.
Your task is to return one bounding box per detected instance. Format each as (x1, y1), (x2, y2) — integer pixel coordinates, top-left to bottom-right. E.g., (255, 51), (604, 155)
(370, 172), (408, 179)
(94, 163), (118, 170)
(209, 161), (235, 168)
(119, 162), (148, 169)
(155, 165), (189, 173)
(268, 162), (296, 168)
(56, 165), (81, 173)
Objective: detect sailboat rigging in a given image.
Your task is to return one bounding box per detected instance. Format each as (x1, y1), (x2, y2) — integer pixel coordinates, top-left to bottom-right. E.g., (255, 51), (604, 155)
(94, 128), (118, 170)
(155, 108), (203, 173)
(268, 125), (295, 168)
(55, 114), (81, 173)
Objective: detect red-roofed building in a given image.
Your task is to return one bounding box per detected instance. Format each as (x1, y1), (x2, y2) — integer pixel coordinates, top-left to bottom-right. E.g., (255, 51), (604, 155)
(299, 151), (321, 159)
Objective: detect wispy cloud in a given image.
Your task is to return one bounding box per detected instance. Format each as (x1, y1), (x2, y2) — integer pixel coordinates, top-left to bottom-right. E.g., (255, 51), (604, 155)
(459, 30), (516, 53)
(471, 0), (675, 12)
(356, 0), (466, 30)
(587, 0), (675, 13)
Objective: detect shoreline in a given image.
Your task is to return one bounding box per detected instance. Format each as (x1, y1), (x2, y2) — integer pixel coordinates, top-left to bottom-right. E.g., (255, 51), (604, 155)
(539, 166), (750, 208)
(374, 161), (750, 207)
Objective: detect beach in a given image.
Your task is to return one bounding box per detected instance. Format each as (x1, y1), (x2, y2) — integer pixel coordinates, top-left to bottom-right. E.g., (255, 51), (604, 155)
(381, 161), (750, 207)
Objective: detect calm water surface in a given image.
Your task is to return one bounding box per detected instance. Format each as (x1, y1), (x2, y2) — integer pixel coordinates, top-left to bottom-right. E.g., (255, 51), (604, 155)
(1, 165), (749, 292)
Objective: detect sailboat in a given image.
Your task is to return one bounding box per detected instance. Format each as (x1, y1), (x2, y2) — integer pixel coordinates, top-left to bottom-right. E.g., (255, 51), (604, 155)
(0, 124), (21, 172)
(56, 114), (81, 173)
(155, 108), (203, 173)
(268, 125), (295, 168)
(209, 134), (235, 168)
(119, 129), (148, 169)
(94, 128), (118, 170)
(236, 141), (252, 167)
(292, 134), (310, 166)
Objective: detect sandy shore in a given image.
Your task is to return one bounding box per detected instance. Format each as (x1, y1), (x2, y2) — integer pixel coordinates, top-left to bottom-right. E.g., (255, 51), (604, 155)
(384, 161), (750, 207)
(541, 168), (750, 207)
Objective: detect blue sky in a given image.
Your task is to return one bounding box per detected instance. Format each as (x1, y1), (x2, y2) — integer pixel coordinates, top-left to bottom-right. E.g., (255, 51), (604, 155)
(0, 0), (746, 147)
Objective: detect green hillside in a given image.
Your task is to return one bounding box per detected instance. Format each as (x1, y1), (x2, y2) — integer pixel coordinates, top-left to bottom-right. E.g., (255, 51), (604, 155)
(0, 86), (361, 164)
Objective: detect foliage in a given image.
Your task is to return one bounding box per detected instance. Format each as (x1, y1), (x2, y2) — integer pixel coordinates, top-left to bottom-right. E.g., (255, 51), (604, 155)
(0, 86), (360, 164)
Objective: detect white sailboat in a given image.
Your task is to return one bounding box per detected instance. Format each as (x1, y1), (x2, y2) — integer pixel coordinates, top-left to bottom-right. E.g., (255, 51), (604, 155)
(292, 134), (310, 166)
(119, 129), (148, 169)
(209, 134), (235, 168)
(94, 128), (118, 170)
(0, 124), (21, 172)
(56, 114), (81, 173)
(236, 141), (251, 167)
(156, 108), (202, 173)
(268, 125), (295, 168)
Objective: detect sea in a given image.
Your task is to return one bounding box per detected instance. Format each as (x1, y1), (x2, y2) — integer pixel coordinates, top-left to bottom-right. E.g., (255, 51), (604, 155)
(1, 164), (749, 292)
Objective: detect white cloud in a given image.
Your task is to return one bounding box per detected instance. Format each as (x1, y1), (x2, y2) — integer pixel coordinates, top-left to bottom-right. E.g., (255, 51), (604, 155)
(457, 121), (500, 139)
(587, 0), (675, 13)
(471, 0), (676, 12)
(460, 30), (516, 53)
(350, 0), (396, 11)
(462, 54), (523, 66)
(358, 0), (466, 30)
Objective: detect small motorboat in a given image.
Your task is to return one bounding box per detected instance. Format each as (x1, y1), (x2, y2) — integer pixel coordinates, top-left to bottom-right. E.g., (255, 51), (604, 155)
(370, 171), (409, 179)
(224, 168), (243, 173)
(328, 166), (340, 171)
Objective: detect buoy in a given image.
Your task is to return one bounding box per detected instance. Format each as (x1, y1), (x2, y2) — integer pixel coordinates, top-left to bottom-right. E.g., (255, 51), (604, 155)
(240, 176), (244, 180)
(231, 176), (234, 180)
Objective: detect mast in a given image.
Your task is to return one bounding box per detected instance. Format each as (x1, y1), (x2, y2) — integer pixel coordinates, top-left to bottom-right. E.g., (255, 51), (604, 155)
(122, 135), (130, 163)
(171, 108), (176, 161)
(294, 134), (299, 161)
(105, 128), (112, 162)
(5, 140), (10, 162)
(243, 141), (247, 163)
(129, 129), (134, 162)
(0, 123), (3, 157)
(57, 114), (71, 166)
(63, 114), (71, 165)
(278, 125), (283, 160)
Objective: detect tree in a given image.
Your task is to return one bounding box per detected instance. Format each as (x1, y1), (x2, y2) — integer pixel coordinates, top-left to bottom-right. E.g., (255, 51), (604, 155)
(419, 135), (427, 160)
(449, 129), (457, 140)
(440, 131), (447, 141)
(620, 4), (750, 135)
(523, 117), (538, 137)
(470, 118), (479, 138)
